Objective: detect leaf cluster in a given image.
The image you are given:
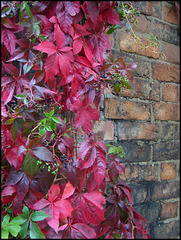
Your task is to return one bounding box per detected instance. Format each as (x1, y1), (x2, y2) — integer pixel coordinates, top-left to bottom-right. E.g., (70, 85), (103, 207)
(1, 1), (151, 239)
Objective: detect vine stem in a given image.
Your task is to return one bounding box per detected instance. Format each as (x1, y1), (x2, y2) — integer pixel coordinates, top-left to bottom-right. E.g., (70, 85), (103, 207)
(121, 1), (166, 61)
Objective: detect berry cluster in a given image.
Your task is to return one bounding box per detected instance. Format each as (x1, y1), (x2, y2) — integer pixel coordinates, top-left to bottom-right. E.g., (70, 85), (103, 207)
(60, 154), (76, 172)
(36, 159), (58, 175)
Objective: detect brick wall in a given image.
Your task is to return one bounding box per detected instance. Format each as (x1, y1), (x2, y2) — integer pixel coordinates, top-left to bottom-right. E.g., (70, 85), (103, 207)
(94, 1), (180, 238)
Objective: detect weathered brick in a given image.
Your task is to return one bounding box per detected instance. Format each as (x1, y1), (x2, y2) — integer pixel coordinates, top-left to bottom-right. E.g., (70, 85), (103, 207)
(119, 31), (159, 59)
(151, 220), (180, 239)
(117, 122), (159, 140)
(118, 141), (151, 163)
(153, 102), (179, 121)
(160, 162), (177, 180)
(160, 201), (178, 220)
(164, 3), (180, 25)
(162, 83), (179, 102)
(153, 141), (180, 161)
(120, 78), (160, 101)
(120, 164), (159, 182)
(105, 98), (151, 120)
(128, 182), (149, 204)
(133, 1), (162, 18)
(135, 14), (151, 34)
(152, 62), (180, 83)
(92, 120), (114, 141)
(151, 180), (180, 201)
(161, 42), (180, 64)
(153, 19), (179, 45)
(160, 123), (179, 140)
(134, 202), (161, 223)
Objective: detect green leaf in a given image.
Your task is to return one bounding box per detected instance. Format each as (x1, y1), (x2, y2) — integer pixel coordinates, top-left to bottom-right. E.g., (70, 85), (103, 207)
(22, 151), (39, 179)
(4, 118), (15, 125)
(45, 125), (52, 131)
(50, 119), (56, 130)
(51, 117), (62, 124)
(19, 220), (29, 239)
(50, 133), (55, 140)
(49, 109), (54, 117)
(2, 214), (10, 226)
(107, 27), (115, 34)
(25, 3), (30, 16)
(20, 1), (26, 11)
(11, 216), (27, 225)
(39, 126), (46, 136)
(29, 221), (45, 239)
(22, 206), (30, 218)
(31, 211), (51, 222)
(8, 224), (21, 237)
(1, 229), (9, 239)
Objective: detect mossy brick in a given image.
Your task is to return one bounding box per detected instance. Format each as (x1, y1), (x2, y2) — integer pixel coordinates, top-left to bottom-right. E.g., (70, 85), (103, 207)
(153, 19), (179, 45)
(119, 163), (159, 182)
(151, 220), (180, 239)
(161, 42), (180, 64)
(164, 3), (180, 25)
(105, 98), (151, 120)
(151, 180), (180, 201)
(160, 123), (179, 140)
(162, 83), (179, 103)
(117, 122), (159, 140)
(153, 141), (180, 161)
(152, 62), (180, 83)
(153, 102), (179, 121)
(133, 1), (162, 18)
(92, 120), (114, 141)
(160, 201), (178, 220)
(119, 31), (159, 59)
(160, 162), (177, 180)
(118, 141), (151, 163)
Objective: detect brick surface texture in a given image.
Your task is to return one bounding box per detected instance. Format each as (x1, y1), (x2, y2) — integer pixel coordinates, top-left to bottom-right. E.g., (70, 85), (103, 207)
(95, 1), (180, 238)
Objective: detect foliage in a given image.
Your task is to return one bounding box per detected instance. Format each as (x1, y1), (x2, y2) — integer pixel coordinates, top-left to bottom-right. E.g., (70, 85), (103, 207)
(1, 1), (151, 239)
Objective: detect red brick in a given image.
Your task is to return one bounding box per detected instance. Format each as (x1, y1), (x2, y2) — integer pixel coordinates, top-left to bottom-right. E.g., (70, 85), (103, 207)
(160, 162), (177, 180)
(160, 201), (178, 220)
(119, 31), (159, 59)
(151, 180), (180, 201)
(162, 84), (179, 102)
(119, 164), (159, 182)
(135, 14), (151, 34)
(153, 102), (179, 121)
(160, 123), (179, 140)
(117, 122), (159, 140)
(105, 98), (151, 120)
(161, 42), (180, 64)
(164, 3), (180, 25)
(152, 62), (180, 83)
(92, 120), (114, 141)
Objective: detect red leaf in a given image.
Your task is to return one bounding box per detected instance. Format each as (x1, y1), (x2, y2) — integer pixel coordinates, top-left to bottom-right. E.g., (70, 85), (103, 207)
(54, 24), (65, 49)
(71, 223), (96, 239)
(2, 81), (15, 104)
(62, 181), (75, 200)
(58, 54), (70, 79)
(2, 29), (16, 55)
(3, 170), (24, 187)
(87, 2), (99, 24)
(93, 149), (106, 187)
(44, 53), (59, 82)
(73, 24), (91, 39)
(102, 8), (122, 25)
(73, 38), (83, 55)
(48, 184), (60, 202)
(32, 198), (50, 210)
(32, 147), (53, 161)
(64, 1), (80, 16)
(6, 146), (24, 171)
(1, 186), (16, 197)
(1, 101), (7, 117)
(80, 146), (96, 169)
(2, 62), (19, 78)
(56, 2), (73, 33)
(33, 40), (57, 55)
(17, 173), (30, 201)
